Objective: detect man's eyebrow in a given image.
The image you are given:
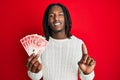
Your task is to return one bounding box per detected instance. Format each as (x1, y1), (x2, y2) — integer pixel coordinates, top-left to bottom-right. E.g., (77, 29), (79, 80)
(48, 12), (54, 14)
(49, 11), (64, 14)
(59, 11), (64, 13)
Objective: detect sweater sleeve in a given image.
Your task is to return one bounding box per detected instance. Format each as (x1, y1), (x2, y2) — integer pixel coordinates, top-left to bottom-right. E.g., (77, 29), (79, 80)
(27, 57), (43, 80)
(28, 70), (42, 80)
(79, 69), (95, 80)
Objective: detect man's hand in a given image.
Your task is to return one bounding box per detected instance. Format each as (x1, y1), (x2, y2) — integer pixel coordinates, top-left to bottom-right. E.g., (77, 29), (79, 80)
(78, 43), (96, 74)
(26, 53), (42, 73)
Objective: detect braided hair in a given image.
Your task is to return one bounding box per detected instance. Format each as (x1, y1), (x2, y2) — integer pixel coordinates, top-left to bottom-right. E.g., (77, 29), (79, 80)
(42, 3), (72, 41)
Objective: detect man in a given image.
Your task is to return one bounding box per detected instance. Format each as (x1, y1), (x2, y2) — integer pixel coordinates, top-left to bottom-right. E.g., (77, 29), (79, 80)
(26, 3), (96, 80)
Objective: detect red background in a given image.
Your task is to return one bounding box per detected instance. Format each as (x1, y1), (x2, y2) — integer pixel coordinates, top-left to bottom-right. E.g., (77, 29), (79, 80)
(0, 0), (120, 80)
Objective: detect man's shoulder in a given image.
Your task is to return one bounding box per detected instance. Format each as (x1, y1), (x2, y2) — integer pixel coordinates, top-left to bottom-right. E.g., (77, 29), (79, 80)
(71, 35), (83, 43)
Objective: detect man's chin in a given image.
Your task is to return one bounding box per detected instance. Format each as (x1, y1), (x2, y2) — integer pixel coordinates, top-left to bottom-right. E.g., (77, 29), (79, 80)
(53, 29), (63, 33)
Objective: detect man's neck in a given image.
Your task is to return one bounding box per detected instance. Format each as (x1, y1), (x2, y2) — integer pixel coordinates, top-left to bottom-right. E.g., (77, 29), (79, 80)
(51, 31), (67, 39)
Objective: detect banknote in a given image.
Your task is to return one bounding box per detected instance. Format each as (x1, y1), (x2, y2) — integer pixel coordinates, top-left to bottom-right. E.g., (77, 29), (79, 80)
(20, 34), (48, 56)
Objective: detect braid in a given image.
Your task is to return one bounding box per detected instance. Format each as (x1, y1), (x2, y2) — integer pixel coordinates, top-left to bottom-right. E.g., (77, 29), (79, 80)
(42, 3), (72, 41)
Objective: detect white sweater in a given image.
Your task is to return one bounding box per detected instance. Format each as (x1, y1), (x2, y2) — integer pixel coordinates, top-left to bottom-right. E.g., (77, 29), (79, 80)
(28, 35), (95, 80)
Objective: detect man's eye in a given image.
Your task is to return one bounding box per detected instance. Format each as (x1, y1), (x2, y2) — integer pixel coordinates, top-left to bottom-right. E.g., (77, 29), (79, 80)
(59, 13), (64, 16)
(49, 14), (54, 18)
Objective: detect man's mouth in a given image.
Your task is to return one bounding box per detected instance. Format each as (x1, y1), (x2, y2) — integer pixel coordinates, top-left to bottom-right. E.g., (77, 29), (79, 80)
(54, 22), (61, 26)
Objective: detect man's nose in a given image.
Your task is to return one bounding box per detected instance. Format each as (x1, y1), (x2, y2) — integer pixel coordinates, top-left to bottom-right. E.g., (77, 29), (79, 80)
(54, 15), (59, 21)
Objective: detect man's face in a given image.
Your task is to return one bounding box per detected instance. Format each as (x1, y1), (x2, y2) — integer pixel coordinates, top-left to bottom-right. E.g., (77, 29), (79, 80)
(48, 5), (65, 32)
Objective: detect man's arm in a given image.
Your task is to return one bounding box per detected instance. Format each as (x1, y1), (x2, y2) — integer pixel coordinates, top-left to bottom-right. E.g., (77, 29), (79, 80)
(26, 53), (43, 80)
(78, 43), (96, 80)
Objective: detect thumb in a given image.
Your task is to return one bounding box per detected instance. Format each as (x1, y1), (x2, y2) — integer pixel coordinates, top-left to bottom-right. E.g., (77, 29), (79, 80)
(82, 43), (88, 54)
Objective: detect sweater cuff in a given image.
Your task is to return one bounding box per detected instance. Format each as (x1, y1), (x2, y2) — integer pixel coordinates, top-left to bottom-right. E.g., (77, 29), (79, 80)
(80, 70), (95, 80)
(28, 70), (42, 80)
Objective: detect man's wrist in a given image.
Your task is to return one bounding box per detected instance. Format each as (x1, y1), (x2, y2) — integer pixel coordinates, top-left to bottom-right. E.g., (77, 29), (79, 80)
(83, 71), (93, 75)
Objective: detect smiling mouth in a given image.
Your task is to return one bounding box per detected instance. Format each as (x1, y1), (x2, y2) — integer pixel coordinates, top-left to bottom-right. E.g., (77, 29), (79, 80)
(54, 22), (61, 26)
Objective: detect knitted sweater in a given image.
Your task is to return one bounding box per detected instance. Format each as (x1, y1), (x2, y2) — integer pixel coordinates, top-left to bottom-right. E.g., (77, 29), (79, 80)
(28, 35), (95, 80)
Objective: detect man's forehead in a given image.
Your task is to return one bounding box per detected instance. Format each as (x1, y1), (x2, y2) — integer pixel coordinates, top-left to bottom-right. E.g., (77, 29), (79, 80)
(49, 5), (63, 13)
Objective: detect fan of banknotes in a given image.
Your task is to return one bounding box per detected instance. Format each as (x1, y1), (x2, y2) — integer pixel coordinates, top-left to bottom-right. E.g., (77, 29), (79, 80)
(20, 34), (48, 56)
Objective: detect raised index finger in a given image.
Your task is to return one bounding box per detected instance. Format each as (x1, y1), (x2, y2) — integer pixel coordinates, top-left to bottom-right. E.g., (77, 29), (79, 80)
(82, 43), (87, 54)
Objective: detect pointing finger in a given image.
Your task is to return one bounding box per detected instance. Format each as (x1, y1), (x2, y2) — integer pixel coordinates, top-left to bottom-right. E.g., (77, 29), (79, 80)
(82, 43), (87, 54)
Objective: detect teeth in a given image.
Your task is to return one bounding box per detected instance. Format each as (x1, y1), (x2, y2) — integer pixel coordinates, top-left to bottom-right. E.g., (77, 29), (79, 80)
(54, 22), (61, 26)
